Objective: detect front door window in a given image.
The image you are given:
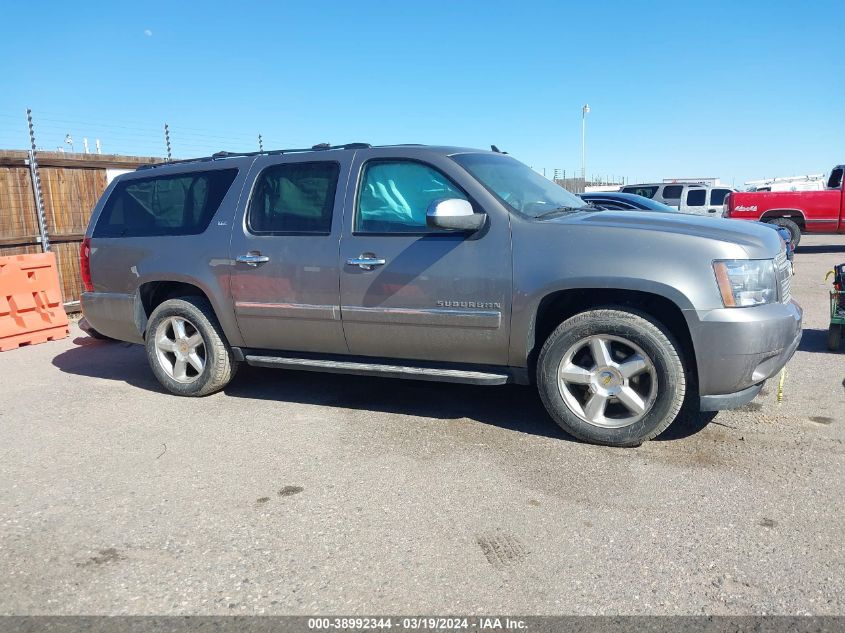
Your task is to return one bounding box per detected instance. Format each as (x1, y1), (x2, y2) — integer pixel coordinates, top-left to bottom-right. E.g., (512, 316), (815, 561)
(356, 161), (468, 233)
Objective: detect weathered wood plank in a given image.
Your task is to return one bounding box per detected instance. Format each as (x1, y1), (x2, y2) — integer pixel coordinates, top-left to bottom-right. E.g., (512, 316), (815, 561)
(0, 150), (162, 169)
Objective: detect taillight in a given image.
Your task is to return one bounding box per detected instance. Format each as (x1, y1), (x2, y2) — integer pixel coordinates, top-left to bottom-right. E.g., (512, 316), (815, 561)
(80, 237), (93, 292)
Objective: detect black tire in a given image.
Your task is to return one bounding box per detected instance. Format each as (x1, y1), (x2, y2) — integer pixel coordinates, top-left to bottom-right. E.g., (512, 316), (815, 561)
(828, 324), (842, 351)
(768, 217), (801, 248)
(145, 296), (237, 396)
(537, 308), (687, 447)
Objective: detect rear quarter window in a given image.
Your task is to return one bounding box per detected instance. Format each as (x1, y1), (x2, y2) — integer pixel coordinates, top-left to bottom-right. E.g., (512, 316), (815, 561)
(94, 169), (238, 237)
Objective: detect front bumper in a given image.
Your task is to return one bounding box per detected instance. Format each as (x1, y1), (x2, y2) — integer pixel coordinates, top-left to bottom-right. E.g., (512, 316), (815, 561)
(688, 300), (802, 411)
(699, 382), (766, 412)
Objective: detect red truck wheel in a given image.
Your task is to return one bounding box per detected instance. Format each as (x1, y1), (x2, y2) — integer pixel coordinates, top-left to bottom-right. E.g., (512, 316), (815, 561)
(768, 218), (801, 248)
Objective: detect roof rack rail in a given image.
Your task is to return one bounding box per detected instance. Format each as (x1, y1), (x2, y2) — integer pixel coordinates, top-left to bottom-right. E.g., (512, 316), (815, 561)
(137, 142), (373, 170)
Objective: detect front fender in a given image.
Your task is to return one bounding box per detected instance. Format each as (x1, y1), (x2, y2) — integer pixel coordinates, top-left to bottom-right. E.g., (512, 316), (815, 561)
(508, 215), (743, 367)
(513, 278), (697, 368)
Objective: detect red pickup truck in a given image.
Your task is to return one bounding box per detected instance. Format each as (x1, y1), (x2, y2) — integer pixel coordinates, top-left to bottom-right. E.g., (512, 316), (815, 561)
(724, 165), (844, 246)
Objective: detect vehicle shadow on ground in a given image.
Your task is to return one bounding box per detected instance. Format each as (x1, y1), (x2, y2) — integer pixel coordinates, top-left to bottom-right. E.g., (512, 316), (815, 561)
(53, 337), (167, 392)
(794, 244), (845, 254)
(52, 335), (718, 443)
(798, 328), (841, 354)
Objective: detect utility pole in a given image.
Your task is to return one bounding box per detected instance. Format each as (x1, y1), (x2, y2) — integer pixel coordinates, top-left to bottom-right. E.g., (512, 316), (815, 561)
(25, 108), (50, 252)
(164, 123), (172, 161)
(258, 134), (264, 152)
(581, 103), (590, 184)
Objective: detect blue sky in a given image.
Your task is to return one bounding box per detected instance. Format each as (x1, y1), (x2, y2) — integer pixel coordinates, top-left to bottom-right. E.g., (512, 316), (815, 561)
(0, 0), (842, 185)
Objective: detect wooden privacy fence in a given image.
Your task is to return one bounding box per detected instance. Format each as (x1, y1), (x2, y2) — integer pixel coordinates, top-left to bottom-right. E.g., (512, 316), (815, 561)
(0, 150), (162, 308)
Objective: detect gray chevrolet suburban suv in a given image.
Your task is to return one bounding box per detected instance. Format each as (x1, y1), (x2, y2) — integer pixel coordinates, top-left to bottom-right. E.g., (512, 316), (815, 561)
(80, 144), (801, 447)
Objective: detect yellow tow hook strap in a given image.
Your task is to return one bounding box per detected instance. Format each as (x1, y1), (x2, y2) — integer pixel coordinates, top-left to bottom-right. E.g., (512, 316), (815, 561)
(776, 367), (786, 405)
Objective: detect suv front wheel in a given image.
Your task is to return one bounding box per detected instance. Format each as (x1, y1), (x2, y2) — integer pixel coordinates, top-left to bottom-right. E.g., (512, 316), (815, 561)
(537, 308), (686, 447)
(145, 296), (238, 396)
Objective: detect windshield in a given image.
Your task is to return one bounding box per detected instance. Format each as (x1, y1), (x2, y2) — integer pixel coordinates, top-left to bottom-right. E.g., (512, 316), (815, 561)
(451, 153), (590, 218)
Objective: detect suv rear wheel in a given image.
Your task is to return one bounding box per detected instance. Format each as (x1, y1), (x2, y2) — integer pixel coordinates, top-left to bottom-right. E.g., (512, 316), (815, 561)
(537, 308), (686, 447)
(145, 296), (237, 396)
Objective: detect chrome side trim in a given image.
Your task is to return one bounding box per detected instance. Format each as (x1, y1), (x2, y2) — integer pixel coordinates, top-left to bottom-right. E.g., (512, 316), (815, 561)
(340, 305), (501, 329)
(803, 218), (840, 223)
(244, 354), (510, 385)
(234, 302), (340, 320)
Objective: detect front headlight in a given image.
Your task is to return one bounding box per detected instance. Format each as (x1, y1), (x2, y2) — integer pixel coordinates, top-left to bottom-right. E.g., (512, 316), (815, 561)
(713, 259), (777, 307)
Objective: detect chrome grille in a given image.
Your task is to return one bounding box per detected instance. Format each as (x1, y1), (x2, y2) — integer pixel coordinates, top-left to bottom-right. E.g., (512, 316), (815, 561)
(775, 251), (791, 303)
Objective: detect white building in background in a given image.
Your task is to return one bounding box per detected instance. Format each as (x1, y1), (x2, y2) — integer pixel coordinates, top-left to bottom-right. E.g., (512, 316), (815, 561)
(584, 184), (622, 192)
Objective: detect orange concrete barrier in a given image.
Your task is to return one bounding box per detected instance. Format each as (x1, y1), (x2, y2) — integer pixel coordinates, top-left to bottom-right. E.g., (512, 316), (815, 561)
(0, 252), (69, 352)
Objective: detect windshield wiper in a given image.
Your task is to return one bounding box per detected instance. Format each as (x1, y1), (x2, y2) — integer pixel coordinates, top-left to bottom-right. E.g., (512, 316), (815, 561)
(534, 206), (589, 220)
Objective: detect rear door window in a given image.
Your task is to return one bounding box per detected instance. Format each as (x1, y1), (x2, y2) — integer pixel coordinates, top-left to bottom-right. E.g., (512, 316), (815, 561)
(686, 189), (707, 207)
(248, 161), (340, 234)
(94, 169), (237, 237)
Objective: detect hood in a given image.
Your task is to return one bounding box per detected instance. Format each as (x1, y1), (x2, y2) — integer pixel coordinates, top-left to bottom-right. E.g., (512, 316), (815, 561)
(554, 210), (782, 256)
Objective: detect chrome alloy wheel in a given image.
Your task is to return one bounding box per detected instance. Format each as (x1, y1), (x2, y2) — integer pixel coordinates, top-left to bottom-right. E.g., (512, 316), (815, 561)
(557, 335), (658, 428)
(153, 316), (206, 384)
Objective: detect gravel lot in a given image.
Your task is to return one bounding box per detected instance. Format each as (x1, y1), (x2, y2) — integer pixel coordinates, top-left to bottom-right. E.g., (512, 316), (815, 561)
(1, 234), (843, 616)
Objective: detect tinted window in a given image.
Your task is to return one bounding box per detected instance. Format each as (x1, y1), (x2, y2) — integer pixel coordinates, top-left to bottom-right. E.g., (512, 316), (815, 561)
(686, 189), (707, 206)
(709, 189), (730, 206)
(591, 200), (634, 210)
(621, 186), (658, 199)
(662, 185), (682, 200)
(248, 162), (339, 234)
(828, 168), (843, 189)
(356, 161), (468, 233)
(95, 169), (237, 237)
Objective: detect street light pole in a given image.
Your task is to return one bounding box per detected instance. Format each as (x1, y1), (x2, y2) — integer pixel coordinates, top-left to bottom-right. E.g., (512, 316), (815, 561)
(581, 103), (590, 185)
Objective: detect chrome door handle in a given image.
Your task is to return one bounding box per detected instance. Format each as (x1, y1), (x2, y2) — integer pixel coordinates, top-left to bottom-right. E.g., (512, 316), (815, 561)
(236, 253), (270, 266)
(347, 256), (386, 270)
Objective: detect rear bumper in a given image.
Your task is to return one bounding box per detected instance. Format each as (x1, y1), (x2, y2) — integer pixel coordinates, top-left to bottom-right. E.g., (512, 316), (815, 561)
(689, 300), (802, 410)
(80, 291), (144, 344)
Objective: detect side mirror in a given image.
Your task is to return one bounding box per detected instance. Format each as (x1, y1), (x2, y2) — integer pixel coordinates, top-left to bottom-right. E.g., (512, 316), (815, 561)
(426, 199), (486, 232)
